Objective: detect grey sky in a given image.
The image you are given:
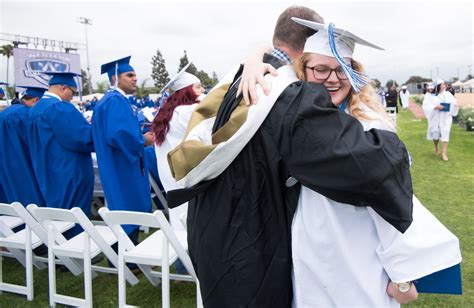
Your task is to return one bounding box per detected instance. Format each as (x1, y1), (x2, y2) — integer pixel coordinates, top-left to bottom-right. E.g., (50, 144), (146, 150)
(1, 0), (473, 88)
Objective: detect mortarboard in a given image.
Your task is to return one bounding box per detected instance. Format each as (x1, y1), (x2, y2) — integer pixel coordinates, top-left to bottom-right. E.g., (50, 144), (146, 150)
(43, 72), (80, 88)
(100, 56), (134, 80)
(160, 63), (200, 94)
(17, 85), (48, 99)
(434, 78), (445, 86)
(292, 17), (384, 92)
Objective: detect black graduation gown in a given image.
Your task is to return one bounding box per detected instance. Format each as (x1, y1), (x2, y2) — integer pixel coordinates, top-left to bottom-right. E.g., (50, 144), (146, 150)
(169, 56), (413, 308)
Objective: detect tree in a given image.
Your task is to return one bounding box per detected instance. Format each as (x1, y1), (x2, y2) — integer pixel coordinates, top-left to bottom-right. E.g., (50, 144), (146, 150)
(385, 79), (398, 89)
(0, 44), (14, 84)
(404, 75), (431, 85)
(178, 50), (198, 75)
(196, 70), (212, 88)
(135, 78), (150, 98)
(81, 69), (91, 95)
(95, 81), (108, 93)
(196, 70), (219, 88)
(211, 71), (219, 86)
(150, 49), (170, 89)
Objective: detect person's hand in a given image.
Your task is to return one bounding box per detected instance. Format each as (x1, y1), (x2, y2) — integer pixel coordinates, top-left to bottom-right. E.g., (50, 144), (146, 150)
(434, 105), (444, 110)
(236, 46), (278, 106)
(386, 281), (418, 304)
(143, 132), (155, 146)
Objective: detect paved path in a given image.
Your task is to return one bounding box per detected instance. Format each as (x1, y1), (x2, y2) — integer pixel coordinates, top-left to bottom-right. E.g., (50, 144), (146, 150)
(408, 99), (426, 119)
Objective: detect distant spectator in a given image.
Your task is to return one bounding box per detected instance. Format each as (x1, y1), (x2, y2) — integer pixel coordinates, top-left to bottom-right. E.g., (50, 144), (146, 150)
(446, 83), (455, 96)
(385, 84), (399, 112)
(399, 85), (410, 110)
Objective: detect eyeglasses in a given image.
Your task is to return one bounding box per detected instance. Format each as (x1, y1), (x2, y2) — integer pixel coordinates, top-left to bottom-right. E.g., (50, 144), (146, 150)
(305, 65), (348, 81)
(66, 86), (78, 96)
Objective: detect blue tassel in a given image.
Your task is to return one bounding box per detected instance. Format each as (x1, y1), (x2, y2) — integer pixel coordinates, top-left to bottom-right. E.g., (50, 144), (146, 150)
(327, 23), (369, 93)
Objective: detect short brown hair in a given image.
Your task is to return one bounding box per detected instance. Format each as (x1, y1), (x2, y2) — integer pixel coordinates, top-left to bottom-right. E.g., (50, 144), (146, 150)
(272, 5), (324, 52)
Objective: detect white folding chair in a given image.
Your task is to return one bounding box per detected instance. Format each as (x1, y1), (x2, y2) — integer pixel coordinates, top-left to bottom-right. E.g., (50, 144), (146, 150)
(0, 202), (78, 300)
(0, 214), (23, 236)
(0, 205), (36, 268)
(385, 106), (397, 125)
(22, 204), (82, 275)
(30, 206), (140, 308)
(99, 208), (202, 308)
(0, 202), (37, 300)
(149, 174), (169, 216)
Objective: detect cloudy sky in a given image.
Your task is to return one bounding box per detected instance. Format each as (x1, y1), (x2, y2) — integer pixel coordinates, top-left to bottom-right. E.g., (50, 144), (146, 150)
(0, 0), (472, 88)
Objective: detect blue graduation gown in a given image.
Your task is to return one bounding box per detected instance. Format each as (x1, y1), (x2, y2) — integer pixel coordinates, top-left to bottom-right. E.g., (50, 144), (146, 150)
(27, 93), (94, 216)
(0, 104), (45, 205)
(92, 89), (151, 234)
(0, 182), (7, 203)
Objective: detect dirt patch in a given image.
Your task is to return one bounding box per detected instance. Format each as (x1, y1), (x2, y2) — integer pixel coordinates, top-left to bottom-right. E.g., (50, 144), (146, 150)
(454, 93), (474, 108)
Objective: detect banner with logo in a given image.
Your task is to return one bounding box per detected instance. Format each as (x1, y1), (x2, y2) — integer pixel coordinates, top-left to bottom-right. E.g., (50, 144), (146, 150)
(13, 48), (82, 89)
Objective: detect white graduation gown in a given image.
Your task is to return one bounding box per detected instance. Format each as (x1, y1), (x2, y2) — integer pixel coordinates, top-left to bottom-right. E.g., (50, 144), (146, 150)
(400, 90), (410, 109)
(422, 91), (457, 142)
(155, 104), (198, 231)
(291, 103), (461, 308)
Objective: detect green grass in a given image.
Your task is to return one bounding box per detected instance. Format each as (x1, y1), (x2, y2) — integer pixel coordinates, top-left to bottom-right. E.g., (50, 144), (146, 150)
(0, 110), (472, 307)
(397, 109), (474, 307)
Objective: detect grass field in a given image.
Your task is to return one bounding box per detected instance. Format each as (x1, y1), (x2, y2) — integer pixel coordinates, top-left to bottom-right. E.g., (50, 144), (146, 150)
(0, 109), (472, 307)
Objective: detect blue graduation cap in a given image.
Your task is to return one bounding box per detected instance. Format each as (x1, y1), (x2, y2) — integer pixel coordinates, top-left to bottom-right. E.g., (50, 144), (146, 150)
(17, 85), (48, 98)
(43, 72), (80, 88)
(100, 56), (134, 80)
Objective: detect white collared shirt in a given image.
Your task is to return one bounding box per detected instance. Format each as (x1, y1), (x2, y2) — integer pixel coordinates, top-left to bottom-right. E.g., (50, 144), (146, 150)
(109, 87), (127, 97)
(42, 91), (62, 101)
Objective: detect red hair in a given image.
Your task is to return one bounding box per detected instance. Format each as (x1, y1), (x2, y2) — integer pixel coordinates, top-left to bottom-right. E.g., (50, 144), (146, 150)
(152, 84), (198, 145)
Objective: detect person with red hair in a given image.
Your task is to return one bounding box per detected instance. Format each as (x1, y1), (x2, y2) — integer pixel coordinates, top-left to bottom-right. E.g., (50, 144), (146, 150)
(152, 65), (204, 231)
(152, 65), (204, 276)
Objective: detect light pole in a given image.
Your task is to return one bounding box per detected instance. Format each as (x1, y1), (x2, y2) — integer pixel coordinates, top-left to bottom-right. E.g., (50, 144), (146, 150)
(79, 17), (93, 94)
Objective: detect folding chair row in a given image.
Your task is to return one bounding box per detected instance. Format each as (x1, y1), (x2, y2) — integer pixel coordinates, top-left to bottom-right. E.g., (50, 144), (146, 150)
(0, 202), (82, 301)
(1, 202), (201, 307)
(30, 206), (141, 307)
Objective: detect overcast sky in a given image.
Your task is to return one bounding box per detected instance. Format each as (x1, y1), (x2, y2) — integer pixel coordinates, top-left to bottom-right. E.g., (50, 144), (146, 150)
(1, 0), (473, 88)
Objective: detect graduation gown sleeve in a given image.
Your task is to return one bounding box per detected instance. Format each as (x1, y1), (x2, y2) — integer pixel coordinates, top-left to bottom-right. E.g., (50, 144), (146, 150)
(271, 81), (413, 233)
(368, 196), (461, 283)
(103, 96), (144, 164)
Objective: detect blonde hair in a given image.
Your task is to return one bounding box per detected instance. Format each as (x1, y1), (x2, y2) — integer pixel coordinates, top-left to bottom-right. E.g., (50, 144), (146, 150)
(294, 53), (396, 130)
